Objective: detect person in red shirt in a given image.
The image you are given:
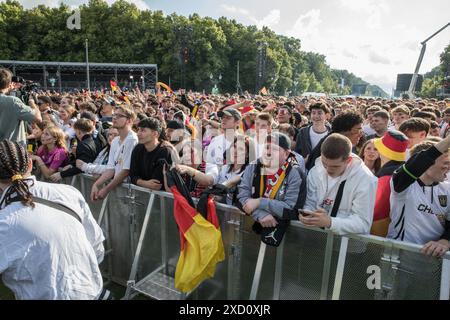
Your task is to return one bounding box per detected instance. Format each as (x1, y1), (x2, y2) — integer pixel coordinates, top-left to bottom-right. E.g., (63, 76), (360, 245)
(371, 130), (409, 236)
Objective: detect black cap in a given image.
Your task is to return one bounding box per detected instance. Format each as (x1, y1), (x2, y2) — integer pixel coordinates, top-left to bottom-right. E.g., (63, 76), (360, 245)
(167, 120), (185, 130)
(217, 108), (242, 120)
(265, 132), (291, 150)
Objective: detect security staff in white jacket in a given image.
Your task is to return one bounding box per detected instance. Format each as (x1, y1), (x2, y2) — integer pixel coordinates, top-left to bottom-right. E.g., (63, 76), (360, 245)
(300, 133), (378, 235)
(0, 140), (103, 300)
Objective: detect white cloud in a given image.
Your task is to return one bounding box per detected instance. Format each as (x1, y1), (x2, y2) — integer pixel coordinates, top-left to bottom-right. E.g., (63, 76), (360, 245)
(339, 0), (390, 29)
(220, 4), (280, 29)
(256, 9), (280, 30)
(16, 0), (62, 7)
(342, 49), (356, 59)
(286, 9), (322, 42)
(401, 40), (420, 51)
(368, 51), (391, 64)
(220, 4), (251, 17)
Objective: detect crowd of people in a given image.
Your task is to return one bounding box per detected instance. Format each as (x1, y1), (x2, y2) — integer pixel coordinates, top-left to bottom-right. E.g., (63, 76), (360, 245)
(1, 65), (450, 299)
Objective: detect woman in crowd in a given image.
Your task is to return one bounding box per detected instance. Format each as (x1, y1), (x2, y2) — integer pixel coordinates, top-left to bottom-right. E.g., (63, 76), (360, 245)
(31, 126), (69, 179)
(359, 139), (381, 174)
(58, 104), (77, 149)
(173, 135), (253, 205)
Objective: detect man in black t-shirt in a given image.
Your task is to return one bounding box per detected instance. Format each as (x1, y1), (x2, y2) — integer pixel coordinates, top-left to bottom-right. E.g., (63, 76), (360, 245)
(129, 118), (174, 190)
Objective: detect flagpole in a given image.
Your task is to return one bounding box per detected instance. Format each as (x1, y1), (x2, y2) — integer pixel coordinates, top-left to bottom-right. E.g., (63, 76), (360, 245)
(85, 38), (90, 92)
(236, 60), (242, 95)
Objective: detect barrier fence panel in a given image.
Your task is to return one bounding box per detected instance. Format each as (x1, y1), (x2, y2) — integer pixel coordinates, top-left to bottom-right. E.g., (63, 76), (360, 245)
(272, 225), (340, 300)
(104, 184), (151, 284)
(61, 175), (450, 300)
(123, 189), (244, 300)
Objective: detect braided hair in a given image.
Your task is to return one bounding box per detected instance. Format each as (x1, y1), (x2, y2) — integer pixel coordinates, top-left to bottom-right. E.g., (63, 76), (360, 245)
(0, 140), (34, 208)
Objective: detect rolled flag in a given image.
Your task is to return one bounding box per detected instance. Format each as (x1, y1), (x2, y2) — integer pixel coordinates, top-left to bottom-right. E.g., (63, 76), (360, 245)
(157, 81), (173, 93)
(166, 168), (224, 293)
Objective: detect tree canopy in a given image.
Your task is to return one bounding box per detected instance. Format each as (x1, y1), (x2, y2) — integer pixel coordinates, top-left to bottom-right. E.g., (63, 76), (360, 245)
(420, 43), (450, 98)
(0, 0), (389, 96)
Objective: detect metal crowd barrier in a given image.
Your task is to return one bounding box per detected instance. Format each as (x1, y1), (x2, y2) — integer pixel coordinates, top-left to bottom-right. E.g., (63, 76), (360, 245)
(64, 174), (450, 300)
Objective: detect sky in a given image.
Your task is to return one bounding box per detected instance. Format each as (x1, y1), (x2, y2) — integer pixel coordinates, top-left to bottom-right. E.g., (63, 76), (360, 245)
(10, 0), (450, 94)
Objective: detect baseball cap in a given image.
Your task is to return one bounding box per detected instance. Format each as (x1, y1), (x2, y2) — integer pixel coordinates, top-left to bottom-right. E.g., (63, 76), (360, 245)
(217, 108), (242, 120)
(265, 132), (291, 150)
(167, 120), (185, 130)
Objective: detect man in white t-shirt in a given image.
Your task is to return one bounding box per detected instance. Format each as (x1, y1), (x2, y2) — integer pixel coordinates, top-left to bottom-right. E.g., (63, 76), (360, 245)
(205, 108), (243, 184)
(90, 106), (138, 201)
(294, 102), (331, 159)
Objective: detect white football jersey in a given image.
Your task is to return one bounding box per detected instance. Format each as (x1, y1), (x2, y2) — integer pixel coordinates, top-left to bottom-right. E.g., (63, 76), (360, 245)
(388, 179), (450, 245)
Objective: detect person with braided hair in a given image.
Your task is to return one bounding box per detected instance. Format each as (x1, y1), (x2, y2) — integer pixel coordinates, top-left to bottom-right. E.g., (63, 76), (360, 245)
(0, 140), (104, 300)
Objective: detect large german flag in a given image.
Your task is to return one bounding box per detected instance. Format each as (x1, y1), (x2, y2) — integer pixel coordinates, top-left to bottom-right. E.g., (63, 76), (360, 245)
(166, 169), (225, 293)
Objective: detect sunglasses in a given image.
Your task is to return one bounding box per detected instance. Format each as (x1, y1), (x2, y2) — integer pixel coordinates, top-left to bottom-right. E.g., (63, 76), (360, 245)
(112, 114), (128, 119)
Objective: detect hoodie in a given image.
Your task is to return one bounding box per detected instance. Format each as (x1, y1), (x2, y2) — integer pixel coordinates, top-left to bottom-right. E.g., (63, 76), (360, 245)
(304, 154), (378, 235)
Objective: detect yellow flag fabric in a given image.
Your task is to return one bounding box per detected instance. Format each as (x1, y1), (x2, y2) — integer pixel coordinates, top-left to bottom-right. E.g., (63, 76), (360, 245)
(260, 86), (268, 95)
(170, 185), (224, 293)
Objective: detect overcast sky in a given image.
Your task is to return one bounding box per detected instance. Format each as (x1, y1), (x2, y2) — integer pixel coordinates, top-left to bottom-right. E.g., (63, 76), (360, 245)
(11, 0), (450, 93)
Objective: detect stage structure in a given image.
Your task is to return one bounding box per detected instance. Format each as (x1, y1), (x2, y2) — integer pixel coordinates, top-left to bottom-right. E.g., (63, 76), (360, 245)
(0, 60), (158, 92)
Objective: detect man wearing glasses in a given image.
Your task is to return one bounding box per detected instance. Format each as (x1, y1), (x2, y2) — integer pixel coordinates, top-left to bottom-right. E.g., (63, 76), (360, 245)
(90, 106), (138, 201)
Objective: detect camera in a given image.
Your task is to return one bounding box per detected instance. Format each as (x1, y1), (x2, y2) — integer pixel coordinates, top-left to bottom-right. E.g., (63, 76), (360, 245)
(11, 76), (40, 103)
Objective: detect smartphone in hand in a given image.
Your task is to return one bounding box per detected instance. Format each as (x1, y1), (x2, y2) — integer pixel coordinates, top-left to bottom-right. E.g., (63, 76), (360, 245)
(298, 209), (314, 217)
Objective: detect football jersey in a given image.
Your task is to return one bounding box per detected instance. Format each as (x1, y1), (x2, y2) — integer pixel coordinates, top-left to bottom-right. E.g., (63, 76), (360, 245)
(388, 179), (450, 244)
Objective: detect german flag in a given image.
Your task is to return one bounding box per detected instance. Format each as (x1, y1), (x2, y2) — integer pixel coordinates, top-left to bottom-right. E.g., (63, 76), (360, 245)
(166, 168), (225, 293)
(110, 79), (119, 93)
(110, 79), (131, 105)
(259, 86), (268, 95)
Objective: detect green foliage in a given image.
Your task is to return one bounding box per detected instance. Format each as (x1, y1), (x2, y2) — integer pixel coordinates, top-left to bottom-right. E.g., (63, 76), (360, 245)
(420, 44), (449, 98)
(0, 0), (386, 95)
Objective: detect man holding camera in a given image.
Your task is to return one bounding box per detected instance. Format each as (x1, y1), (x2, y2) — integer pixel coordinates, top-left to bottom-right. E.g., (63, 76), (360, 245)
(0, 68), (42, 147)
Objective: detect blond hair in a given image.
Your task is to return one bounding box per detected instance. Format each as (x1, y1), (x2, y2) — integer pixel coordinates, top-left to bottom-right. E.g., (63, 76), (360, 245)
(43, 126), (67, 152)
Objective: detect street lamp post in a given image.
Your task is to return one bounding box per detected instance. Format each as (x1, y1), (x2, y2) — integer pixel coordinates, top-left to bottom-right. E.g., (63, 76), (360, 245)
(85, 38), (90, 92)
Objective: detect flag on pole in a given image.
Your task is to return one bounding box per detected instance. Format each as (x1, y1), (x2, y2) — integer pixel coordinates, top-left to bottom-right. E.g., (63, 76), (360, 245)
(259, 86), (268, 95)
(110, 79), (130, 105)
(110, 79), (119, 93)
(166, 168), (224, 293)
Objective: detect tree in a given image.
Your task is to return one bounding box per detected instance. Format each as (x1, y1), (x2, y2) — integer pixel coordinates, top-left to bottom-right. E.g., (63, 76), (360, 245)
(296, 71), (310, 94)
(0, 1), (388, 95)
